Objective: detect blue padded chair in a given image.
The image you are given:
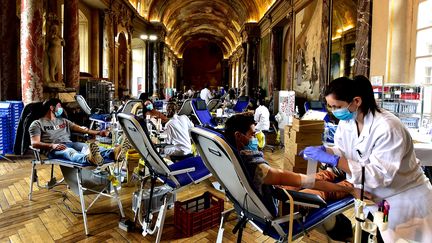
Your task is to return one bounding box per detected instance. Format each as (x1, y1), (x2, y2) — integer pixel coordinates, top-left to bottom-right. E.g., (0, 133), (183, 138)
(20, 102), (125, 236)
(117, 113), (211, 242)
(191, 98), (218, 127)
(232, 96), (249, 113)
(190, 127), (354, 242)
(304, 100), (330, 122)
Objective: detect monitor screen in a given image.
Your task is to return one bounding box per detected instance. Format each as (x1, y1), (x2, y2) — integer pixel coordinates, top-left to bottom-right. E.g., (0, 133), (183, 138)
(310, 101), (324, 109)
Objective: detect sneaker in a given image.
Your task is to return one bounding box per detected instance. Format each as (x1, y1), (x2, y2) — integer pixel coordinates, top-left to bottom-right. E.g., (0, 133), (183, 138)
(115, 137), (133, 161)
(87, 142), (103, 166)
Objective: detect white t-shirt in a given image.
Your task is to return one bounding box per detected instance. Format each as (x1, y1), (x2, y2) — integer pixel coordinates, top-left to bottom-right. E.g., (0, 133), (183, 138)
(254, 105), (270, 131)
(200, 88), (213, 104)
(163, 114), (194, 156)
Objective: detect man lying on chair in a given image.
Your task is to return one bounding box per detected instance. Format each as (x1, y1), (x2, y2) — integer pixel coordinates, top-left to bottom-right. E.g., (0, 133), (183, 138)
(29, 98), (123, 166)
(224, 113), (359, 240)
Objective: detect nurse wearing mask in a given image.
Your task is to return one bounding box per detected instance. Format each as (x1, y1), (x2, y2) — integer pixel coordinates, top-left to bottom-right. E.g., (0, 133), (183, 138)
(302, 76), (432, 242)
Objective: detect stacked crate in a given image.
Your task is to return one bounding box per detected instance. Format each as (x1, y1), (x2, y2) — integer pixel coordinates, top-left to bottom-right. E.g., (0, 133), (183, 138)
(0, 103), (12, 155)
(284, 118), (324, 173)
(7, 101), (24, 140)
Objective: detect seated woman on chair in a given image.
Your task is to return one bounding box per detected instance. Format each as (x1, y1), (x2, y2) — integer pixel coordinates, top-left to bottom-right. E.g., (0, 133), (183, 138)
(29, 98), (127, 166)
(162, 102), (194, 162)
(224, 113), (359, 240)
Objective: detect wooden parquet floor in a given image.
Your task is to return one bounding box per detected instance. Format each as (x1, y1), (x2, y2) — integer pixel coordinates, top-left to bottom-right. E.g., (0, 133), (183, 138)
(0, 149), (353, 243)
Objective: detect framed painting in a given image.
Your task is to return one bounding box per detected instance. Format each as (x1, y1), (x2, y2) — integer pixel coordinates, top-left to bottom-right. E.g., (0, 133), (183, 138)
(293, 0), (327, 100)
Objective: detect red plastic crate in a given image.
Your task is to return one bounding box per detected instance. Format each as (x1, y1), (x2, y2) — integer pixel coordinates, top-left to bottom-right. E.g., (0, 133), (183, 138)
(174, 192), (224, 237)
(400, 93), (420, 100)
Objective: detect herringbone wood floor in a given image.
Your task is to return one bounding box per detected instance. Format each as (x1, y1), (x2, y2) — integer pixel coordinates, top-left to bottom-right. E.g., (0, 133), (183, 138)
(0, 149), (353, 242)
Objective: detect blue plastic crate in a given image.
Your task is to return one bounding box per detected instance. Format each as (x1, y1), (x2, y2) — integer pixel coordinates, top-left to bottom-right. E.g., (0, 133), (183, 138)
(400, 117), (420, 128)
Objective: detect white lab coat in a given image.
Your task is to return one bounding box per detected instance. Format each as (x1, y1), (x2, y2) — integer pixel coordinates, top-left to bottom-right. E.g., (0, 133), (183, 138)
(331, 109), (432, 242)
(163, 114), (194, 156)
(200, 88), (213, 104)
(254, 105), (270, 131)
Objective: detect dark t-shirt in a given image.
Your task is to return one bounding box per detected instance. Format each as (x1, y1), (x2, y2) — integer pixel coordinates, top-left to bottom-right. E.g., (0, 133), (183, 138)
(239, 150), (278, 216)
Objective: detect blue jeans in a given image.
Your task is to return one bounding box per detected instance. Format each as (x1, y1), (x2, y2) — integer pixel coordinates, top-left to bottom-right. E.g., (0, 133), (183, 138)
(48, 142), (112, 164)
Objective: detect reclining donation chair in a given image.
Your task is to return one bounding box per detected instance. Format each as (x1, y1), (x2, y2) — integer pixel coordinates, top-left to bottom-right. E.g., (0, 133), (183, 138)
(117, 113), (211, 242)
(17, 102), (125, 235)
(75, 95), (111, 130)
(118, 99), (143, 114)
(190, 127), (354, 242)
(206, 98), (221, 112)
(177, 98), (193, 116)
(191, 98), (217, 127)
(232, 96), (249, 113)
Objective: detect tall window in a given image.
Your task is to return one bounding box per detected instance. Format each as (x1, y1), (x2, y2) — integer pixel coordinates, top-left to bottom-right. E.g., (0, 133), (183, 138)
(78, 10), (89, 72)
(415, 0), (432, 84)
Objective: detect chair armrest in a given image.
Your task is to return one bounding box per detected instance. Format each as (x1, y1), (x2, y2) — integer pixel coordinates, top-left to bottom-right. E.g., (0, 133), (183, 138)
(275, 188), (327, 208)
(168, 167), (195, 176)
(29, 146), (41, 152)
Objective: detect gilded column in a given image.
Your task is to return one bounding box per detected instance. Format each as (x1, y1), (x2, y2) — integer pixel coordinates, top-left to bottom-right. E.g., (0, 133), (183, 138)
(64, 0), (80, 88)
(20, 0), (44, 104)
(1, 0), (19, 100)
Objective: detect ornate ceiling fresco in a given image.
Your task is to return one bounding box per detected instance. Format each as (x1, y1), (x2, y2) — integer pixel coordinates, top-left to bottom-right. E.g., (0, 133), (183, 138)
(141, 0), (276, 57)
(332, 0), (357, 40)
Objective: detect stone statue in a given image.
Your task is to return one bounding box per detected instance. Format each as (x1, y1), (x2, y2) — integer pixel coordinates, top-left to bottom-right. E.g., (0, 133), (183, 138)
(45, 23), (65, 87)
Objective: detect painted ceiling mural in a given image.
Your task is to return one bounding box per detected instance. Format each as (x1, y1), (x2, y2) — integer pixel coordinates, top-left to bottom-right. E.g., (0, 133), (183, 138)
(141, 0), (276, 57)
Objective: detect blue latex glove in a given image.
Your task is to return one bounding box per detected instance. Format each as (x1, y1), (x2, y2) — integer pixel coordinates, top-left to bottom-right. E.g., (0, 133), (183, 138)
(299, 145), (326, 156)
(300, 146), (340, 167)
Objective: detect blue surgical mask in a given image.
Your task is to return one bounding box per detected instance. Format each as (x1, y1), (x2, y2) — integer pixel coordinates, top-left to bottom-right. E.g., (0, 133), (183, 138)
(244, 137), (259, 151)
(332, 103), (356, 121)
(55, 107), (63, 117)
(146, 104), (153, 110)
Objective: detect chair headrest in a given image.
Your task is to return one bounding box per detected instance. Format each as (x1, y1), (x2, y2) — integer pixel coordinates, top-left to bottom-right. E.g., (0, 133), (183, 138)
(238, 96), (249, 102)
(195, 99), (207, 110)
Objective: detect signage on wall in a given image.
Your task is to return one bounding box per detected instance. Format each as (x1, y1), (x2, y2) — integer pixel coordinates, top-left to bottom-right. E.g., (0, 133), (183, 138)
(371, 75), (384, 86)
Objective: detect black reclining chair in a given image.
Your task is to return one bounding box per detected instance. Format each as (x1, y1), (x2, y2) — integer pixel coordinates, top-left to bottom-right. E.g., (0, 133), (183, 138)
(117, 113), (212, 242)
(190, 126), (354, 242)
(15, 102), (125, 235)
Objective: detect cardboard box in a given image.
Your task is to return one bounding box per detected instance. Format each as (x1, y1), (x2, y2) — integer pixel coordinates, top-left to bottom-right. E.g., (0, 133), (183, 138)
(292, 118), (324, 132)
(284, 141), (308, 155)
(287, 129), (323, 144)
(284, 152), (308, 170)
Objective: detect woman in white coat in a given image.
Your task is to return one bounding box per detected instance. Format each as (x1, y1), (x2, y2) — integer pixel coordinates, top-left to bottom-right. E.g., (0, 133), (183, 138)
(302, 76), (432, 242)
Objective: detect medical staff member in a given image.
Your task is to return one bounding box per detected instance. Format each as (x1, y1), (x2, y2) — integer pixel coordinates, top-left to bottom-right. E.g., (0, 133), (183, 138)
(254, 98), (270, 131)
(302, 76), (432, 242)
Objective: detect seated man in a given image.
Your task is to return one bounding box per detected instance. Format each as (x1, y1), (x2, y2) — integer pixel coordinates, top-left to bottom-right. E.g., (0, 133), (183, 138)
(143, 99), (168, 124)
(29, 98), (126, 166)
(163, 102), (194, 161)
(224, 113), (356, 240)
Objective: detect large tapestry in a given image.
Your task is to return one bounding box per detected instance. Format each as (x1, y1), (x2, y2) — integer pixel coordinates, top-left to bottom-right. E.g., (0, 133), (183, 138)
(293, 0), (323, 100)
(259, 34), (271, 92)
